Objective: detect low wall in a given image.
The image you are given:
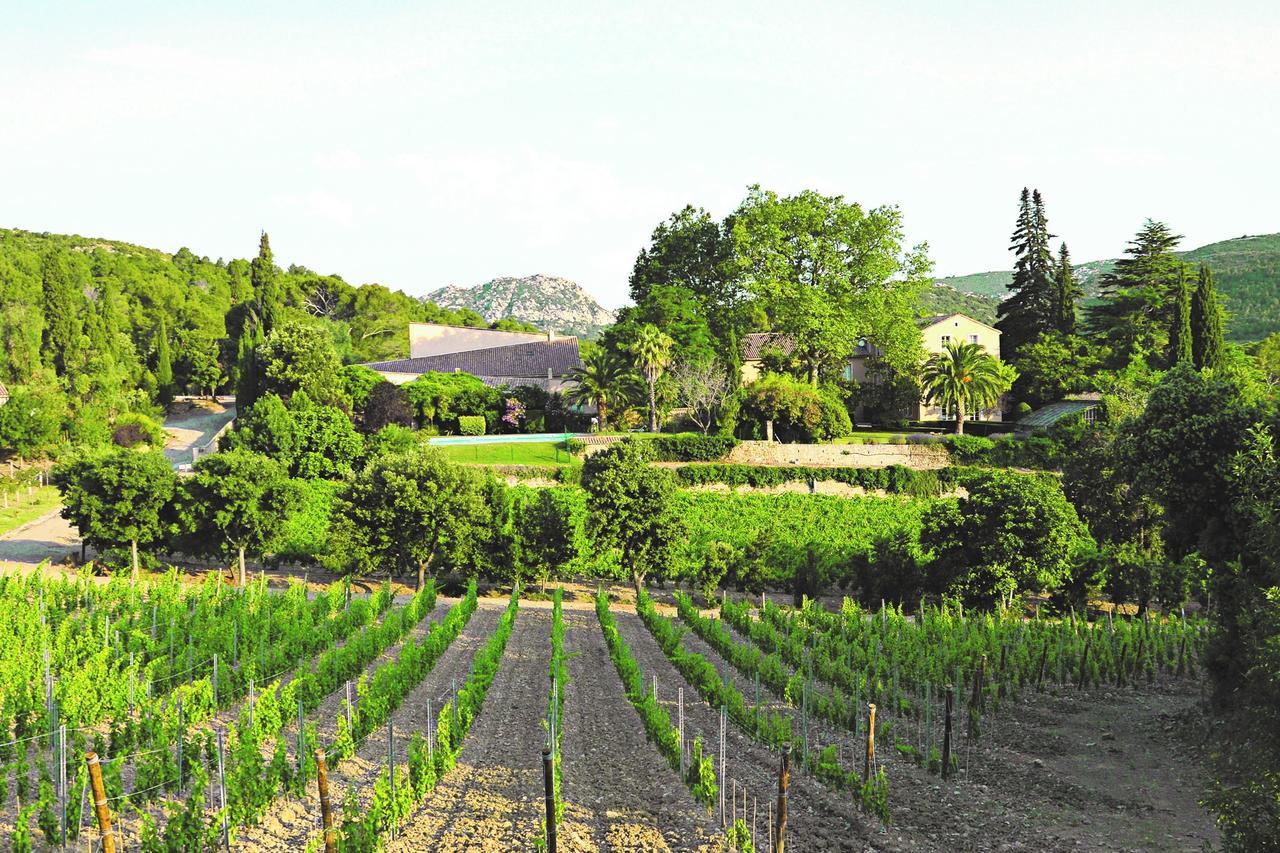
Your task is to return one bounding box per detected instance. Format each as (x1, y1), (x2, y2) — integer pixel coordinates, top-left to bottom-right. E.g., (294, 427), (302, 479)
(725, 440), (950, 469)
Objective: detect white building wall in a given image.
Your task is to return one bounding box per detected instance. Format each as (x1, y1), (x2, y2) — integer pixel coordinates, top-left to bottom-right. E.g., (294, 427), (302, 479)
(408, 323), (548, 359)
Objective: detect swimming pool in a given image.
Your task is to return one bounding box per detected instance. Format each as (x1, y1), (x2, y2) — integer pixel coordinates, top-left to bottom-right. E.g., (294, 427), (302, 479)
(426, 432), (577, 446)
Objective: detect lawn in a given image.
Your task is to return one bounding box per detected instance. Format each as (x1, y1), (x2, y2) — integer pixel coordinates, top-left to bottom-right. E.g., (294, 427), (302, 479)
(0, 485), (62, 537)
(828, 431), (914, 445)
(435, 441), (572, 466)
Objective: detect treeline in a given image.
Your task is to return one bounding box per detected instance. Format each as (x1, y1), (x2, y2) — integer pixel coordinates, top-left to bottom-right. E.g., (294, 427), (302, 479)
(0, 228), (535, 457)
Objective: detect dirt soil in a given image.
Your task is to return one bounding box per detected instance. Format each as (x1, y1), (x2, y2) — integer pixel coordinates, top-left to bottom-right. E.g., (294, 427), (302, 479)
(680, 615), (1223, 853)
(387, 607), (553, 852)
(237, 601), (502, 851)
(613, 611), (888, 852)
(557, 609), (723, 852)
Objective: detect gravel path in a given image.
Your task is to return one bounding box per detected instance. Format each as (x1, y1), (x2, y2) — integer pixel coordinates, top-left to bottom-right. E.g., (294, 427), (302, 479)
(387, 607), (551, 852)
(0, 507), (81, 566)
(612, 611), (883, 853)
(557, 609), (721, 852)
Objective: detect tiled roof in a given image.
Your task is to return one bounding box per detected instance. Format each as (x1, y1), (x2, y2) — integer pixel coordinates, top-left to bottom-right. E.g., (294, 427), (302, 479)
(365, 337), (582, 379)
(741, 332), (796, 360)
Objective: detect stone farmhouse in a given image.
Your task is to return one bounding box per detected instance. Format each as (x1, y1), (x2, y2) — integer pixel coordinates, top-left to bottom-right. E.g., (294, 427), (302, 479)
(740, 312), (1005, 423)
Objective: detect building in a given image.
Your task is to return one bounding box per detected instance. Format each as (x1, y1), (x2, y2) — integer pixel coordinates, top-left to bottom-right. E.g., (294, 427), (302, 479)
(363, 323), (584, 393)
(739, 312), (1005, 423)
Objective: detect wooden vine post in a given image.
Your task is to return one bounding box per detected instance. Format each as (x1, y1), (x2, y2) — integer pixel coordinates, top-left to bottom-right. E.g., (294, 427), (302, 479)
(542, 747), (557, 853)
(315, 749), (336, 853)
(941, 686), (954, 781)
(85, 751), (116, 853)
(775, 745), (790, 853)
(863, 703), (877, 784)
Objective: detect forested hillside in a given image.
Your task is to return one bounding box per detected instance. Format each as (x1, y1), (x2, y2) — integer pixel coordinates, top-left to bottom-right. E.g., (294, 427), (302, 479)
(0, 228), (527, 389)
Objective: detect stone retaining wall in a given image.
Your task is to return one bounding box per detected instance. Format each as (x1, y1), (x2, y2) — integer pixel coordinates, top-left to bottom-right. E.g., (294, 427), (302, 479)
(725, 440), (950, 469)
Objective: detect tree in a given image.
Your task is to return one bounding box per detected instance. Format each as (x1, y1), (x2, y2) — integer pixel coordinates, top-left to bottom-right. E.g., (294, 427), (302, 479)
(178, 449), (297, 586)
(363, 382), (415, 433)
(0, 383), (66, 457)
(155, 317), (174, 405)
(1254, 332), (1280, 386)
(514, 488), (586, 586)
(330, 447), (486, 590)
(234, 315), (264, 410)
(1192, 264), (1225, 371)
(564, 349), (639, 431)
(1169, 267), (1193, 365)
(581, 439), (682, 597)
(1053, 242), (1082, 335)
(604, 285), (718, 369)
(1118, 362), (1261, 564)
(920, 342), (1017, 434)
(997, 189), (1057, 359)
(739, 374), (851, 442)
(252, 232), (283, 336)
(258, 321), (347, 408)
(52, 448), (176, 581)
(40, 250), (84, 377)
(1087, 220), (1186, 366)
(921, 470), (1092, 607)
(731, 186), (930, 384)
(288, 393), (364, 479)
(629, 324), (674, 432)
(1012, 332), (1097, 408)
(668, 357), (730, 433)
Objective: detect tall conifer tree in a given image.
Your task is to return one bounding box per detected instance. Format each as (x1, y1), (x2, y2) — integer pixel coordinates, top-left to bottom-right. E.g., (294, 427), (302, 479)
(40, 250), (84, 377)
(155, 316), (174, 403)
(234, 316), (263, 409)
(252, 232), (282, 336)
(1086, 220), (1184, 366)
(1169, 268), (1193, 365)
(997, 188), (1056, 360)
(1053, 242), (1081, 335)
(1191, 264), (1224, 370)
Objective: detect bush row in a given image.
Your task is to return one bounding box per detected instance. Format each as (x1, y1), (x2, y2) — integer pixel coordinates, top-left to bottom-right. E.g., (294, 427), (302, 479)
(673, 463), (984, 497)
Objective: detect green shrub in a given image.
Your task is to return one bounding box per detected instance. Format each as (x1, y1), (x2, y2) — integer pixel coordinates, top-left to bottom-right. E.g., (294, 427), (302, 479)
(944, 434), (995, 463)
(111, 412), (166, 448)
(739, 375), (851, 442)
(274, 479), (339, 563)
(673, 463), (960, 498)
(651, 433), (737, 461)
(560, 437), (586, 455)
(457, 415), (486, 436)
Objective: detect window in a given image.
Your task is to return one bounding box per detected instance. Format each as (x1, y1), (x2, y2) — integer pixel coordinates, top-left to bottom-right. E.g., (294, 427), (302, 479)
(969, 334), (979, 345)
(941, 335), (951, 346)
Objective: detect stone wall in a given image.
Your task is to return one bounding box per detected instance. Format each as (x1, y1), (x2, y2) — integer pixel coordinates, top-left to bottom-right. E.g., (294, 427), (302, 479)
(725, 440), (950, 469)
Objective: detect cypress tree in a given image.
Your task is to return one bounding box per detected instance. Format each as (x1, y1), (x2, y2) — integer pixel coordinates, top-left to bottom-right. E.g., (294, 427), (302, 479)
(997, 188), (1056, 360)
(40, 250), (84, 376)
(1191, 264), (1224, 370)
(235, 316), (263, 409)
(1053, 242), (1082, 335)
(156, 316), (175, 403)
(1169, 268), (1193, 365)
(252, 232), (282, 336)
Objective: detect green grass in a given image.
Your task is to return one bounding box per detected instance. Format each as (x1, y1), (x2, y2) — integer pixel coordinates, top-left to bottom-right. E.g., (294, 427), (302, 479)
(435, 441), (571, 466)
(0, 486), (61, 537)
(828, 431), (913, 445)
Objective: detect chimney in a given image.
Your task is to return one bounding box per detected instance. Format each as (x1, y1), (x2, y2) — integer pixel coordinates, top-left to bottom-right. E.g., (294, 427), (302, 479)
(546, 328), (556, 342)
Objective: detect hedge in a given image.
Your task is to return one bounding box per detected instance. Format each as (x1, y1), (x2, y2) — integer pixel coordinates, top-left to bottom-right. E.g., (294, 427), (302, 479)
(673, 463), (972, 497)
(457, 415), (486, 436)
(650, 433), (738, 461)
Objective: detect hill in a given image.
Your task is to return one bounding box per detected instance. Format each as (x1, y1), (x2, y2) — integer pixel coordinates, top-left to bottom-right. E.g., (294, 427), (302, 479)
(425, 274), (616, 338)
(935, 233), (1280, 341)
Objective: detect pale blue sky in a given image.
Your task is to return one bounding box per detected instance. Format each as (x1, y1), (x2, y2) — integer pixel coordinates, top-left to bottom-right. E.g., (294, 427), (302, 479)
(2, 1), (1277, 308)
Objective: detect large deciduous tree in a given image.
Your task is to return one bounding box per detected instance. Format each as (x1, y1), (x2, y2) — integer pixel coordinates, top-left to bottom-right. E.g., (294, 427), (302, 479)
(582, 439), (682, 597)
(52, 447), (177, 582)
(258, 321), (348, 409)
(179, 449), (297, 586)
(731, 186), (929, 384)
(920, 342), (1017, 434)
(330, 447), (486, 590)
(668, 357), (731, 434)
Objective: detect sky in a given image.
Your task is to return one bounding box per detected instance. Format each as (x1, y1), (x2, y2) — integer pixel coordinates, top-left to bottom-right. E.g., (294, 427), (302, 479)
(2, 1), (1277, 309)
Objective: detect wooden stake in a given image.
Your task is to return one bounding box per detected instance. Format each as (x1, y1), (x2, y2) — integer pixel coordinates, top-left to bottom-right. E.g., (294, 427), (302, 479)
(315, 749), (336, 853)
(863, 703), (877, 783)
(542, 747), (557, 853)
(774, 746), (790, 853)
(85, 751), (116, 853)
(941, 687), (953, 781)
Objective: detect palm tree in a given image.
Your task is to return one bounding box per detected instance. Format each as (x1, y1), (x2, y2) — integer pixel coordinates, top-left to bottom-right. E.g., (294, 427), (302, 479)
(920, 342), (1017, 434)
(565, 349), (637, 431)
(630, 324), (675, 432)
